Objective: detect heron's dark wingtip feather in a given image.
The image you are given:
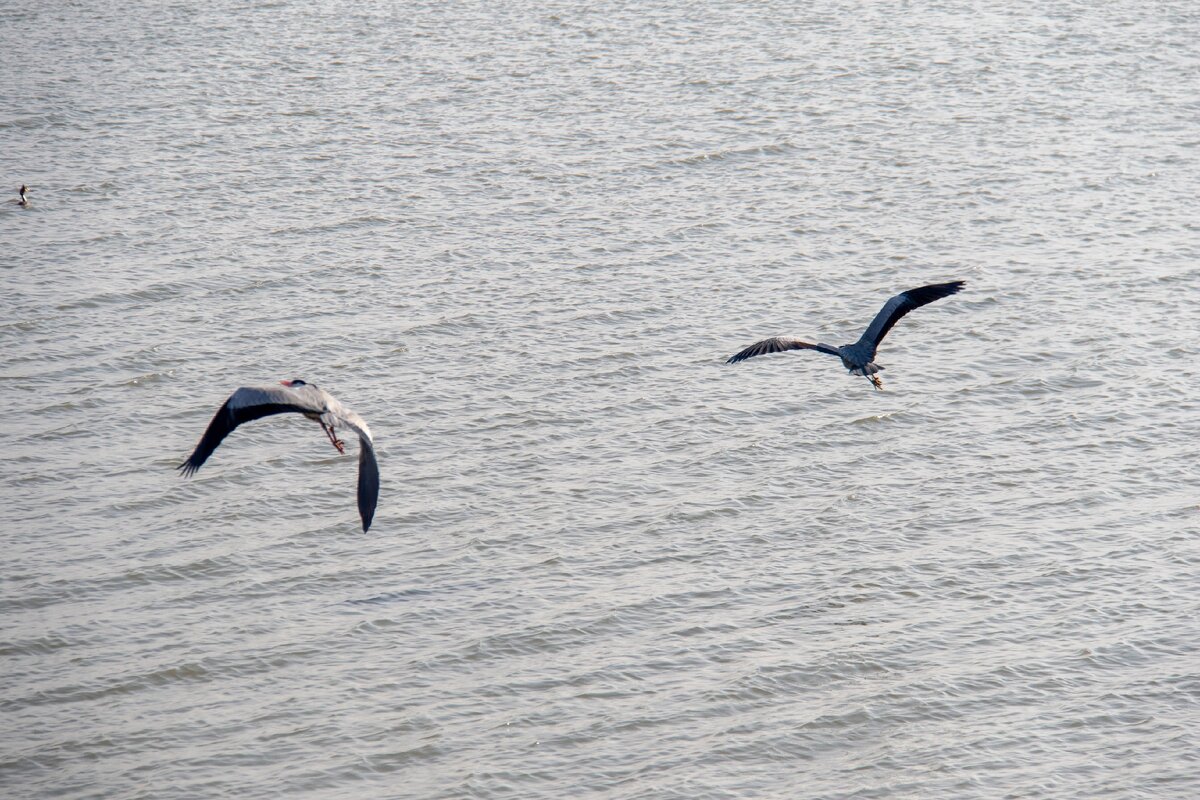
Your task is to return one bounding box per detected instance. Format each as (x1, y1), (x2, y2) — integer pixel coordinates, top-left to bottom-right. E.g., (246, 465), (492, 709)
(903, 280), (966, 305)
(726, 345), (761, 364)
(726, 346), (759, 363)
(356, 437), (380, 532)
(727, 338), (777, 364)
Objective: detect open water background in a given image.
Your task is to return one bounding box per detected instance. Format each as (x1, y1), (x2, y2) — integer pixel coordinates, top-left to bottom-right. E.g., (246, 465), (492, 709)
(2, 1), (1199, 798)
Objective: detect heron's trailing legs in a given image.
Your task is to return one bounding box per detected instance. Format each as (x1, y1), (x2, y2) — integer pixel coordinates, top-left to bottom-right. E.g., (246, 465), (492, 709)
(855, 369), (884, 391)
(321, 421), (346, 454)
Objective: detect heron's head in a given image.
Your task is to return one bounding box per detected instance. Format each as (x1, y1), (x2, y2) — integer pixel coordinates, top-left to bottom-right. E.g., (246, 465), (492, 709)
(280, 378), (308, 388)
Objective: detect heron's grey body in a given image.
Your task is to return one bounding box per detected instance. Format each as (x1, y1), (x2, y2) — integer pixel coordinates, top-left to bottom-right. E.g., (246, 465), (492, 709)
(727, 281), (965, 390)
(178, 380), (379, 531)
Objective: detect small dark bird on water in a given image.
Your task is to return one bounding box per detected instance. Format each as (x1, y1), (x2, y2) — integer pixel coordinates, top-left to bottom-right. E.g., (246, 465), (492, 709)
(17, 185), (29, 206)
(726, 281), (965, 390)
(178, 379), (380, 531)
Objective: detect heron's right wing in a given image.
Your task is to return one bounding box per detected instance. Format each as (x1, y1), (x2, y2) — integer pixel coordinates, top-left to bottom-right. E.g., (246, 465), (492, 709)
(178, 386), (319, 476)
(855, 281), (965, 357)
(354, 435), (379, 532)
(726, 338), (838, 364)
(316, 402), (376, 534)
(322, 404), (379, 533)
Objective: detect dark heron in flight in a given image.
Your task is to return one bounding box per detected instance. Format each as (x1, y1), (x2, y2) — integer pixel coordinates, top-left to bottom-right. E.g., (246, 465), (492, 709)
(178, 379), (380, 531)
(727, 281), (965, 390)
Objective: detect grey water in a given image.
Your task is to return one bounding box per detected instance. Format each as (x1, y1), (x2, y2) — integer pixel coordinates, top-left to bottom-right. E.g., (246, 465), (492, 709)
(2, 1), (1198, 798)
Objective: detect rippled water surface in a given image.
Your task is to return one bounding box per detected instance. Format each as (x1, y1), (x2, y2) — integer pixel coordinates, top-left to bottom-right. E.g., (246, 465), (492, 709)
(3, 1), (1199, 798)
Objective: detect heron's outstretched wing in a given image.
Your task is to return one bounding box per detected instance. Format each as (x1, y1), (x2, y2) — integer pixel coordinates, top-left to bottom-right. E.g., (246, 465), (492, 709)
(855, 281), (965, 358)
(726, 338), (839, 364)
(323, 405), (379, 533)
(178, 386), (324, 477)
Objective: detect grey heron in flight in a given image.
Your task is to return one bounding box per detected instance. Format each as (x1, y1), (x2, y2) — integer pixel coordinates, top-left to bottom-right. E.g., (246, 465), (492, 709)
(727, 281), (965, 390)
(178, 379), (380, 531)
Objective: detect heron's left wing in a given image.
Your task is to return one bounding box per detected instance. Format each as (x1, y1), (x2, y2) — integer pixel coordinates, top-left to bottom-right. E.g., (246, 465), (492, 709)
(726, 338), (839, 364)
(855, 281), (965, 357)
(178, 385), (321, 477)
